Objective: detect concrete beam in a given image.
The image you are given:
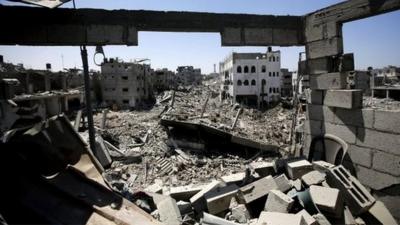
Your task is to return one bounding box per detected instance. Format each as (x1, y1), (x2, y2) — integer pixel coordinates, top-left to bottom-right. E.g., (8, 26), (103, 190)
(0, 5), (304, 46)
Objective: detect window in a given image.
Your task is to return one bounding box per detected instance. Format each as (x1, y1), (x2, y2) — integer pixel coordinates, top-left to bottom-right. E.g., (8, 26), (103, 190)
(122, 99), (129, 104)
(124, 65), (128, 69)
(269, 87), (272, 93)
(237, 66), (242, 73)
(272, 56), (275, 62)
(276, 72), (279, 77)
(122, 88), (128, 92)
(137, 87), (140, 92)
(251, 80), (256, 85)
(262, 79), (266, 85)
(251, 66), (256, 73)
(244, 66), (249, 73)
(276, 56), (280, 62)
(261, 65), (266, 73)
(122, 76), (128, 80)
(269, 72), (272, 77)
(237, 80), (242, 86)
(244, 80), (249, 86)
(273, 72), (275, 77)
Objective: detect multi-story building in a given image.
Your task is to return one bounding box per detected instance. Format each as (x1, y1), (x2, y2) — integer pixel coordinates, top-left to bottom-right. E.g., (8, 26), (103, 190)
(219, 48), (281, 107)
(153, 68), (176, 92)
(100, 58), (154, 108)
(280, 68), (293, 97)
(176, 66), (202, 86)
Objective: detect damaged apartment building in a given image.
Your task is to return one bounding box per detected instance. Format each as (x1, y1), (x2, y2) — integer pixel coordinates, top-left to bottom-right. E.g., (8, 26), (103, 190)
(220, 48), (282, 107)
(153, 68), (176, 92)
(1, 0), (400, 225)
(100, 58), (155, 109)
(176, 66), (202, 86)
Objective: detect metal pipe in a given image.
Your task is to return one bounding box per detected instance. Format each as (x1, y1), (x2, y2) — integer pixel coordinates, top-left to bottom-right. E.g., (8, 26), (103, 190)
(80, 46), (96, 153)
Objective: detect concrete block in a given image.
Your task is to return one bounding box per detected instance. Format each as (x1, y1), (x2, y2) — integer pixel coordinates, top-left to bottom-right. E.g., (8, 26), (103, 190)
(326, 165), (375, 215)
(347, 145), (372, 168)
(306, 37), (343, 59)
(373, 190), (400, 223)
(94, 135), (112, 168)
(364, 201), (398, 225)
(250, 161), (276, 177)
(202, 212), (240, 225)
(144, 181), (163, 194)
(372, 151), (400, 176)
(356, 165), (400, 190)
(221, 28), (241, 46)
(272, 28), (300, 46)
(257, 212), (306, 225)
(190, 180), (224, 213)
(343, 206), (356, 225)
(312, 160), (335, 172)
(237, 175), (278, 204)
(176, 201), (192, 215)
(309, 185), (343, 218)
(305, 89), (324, 105)
(312, 213), (332, 225)
(333, 108), (374, 129)
(205, 184), (238, 215)
(309, 72), (347, 90)
(169, 184), (204, 201)
(354, 217), (366, 225)
(306, 104), (335, 122)
(357, 128), (400, 156)
(324, 89), (363, 109)
(286, 159), (313, 180)
(302, 54), (354, 75)
(264, 190), (294, 213)
(301, 170), (325, 186)
(322, 122), (356, 144)
(274, 174), (292, 193)
(374, 109), (400, 134)
(303, 120), (322, 136)
(296, 209), (317, 225)
(291, 179), (303, 191)
(221, 172), (246, 184)
(244, 28), (273, 45)
(157, 197), (182, 225)
(230, 204), (250, 224)
(305, 18), (339, 42)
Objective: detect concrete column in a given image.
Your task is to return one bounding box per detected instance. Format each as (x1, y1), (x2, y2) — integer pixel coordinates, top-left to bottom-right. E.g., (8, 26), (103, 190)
(44, 73), (51, 92)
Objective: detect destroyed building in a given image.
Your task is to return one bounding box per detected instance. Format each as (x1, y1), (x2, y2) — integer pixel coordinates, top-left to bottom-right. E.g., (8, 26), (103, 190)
(153, 68), (176, 93)
(280, 68), (293, 98)
(0, 1), (400, 225)
(220, 49), (282, 107)
(100, 58), (154, 109)
(176, 66), (202, 86)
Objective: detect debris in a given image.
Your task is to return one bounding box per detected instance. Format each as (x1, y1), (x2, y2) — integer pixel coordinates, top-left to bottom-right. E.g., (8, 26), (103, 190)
(309, 185), (343, 218)
(205, 184), (239, 215)
(301, 170), (326, 186)
(229, 204), (250, 223)
(296, 209), (317, 225)
(250, 161), (276, 177)
(256, 212), (306, 225)
(363, 200), (398, 225)
(201, 212), (240, 225)
(190, 180), (224, 213)
(237, 175), (278, 204)
(286, 159), (313, 179)
(157, 197), (182, 225)
(274, 174), (293, 193)
(264, 189), (294, 213)
(94, 135), (113, 168)
(231, 107), (243, 131)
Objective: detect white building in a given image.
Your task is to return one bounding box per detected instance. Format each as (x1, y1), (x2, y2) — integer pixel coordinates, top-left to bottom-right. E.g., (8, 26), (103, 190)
(220, 49), (281, 107)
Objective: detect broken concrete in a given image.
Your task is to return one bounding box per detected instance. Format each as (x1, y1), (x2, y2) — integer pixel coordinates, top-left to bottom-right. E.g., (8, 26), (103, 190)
(256, 212), (306, 225)
(205, 184), (238, 215)
(301, 170), (325, 186)
(309, 185), (343, 218)
(264, 189), (294, 213)
(286, 159), (313, 180)
(237, 175), (278, 204)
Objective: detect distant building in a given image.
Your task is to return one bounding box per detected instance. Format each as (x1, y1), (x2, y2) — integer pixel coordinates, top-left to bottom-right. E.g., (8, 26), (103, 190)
(176, 66), (202, 86)
(100, 58), (154, 109)
(280, 68), (293, 97)
(219, 48), (281, 107)
(153, 68), (176, 92)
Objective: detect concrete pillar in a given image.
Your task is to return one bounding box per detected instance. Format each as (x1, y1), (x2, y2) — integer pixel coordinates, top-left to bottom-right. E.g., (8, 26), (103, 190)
(44, 73), (51, 92)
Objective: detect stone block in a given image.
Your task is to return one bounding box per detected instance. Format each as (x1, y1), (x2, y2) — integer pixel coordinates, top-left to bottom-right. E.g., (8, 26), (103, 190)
(322, 122), (356, 144)
(306, 104), (335, 122)
(274, 174), (292, 193)
(372, 151), (400, 176)
(230, 204), (250, 224)
(309, 72), (347, 90)
(169, 184), (204, 201)
(257, 212), (306, 225)
(264, 190), (294, 213)
(301, 170), (325, 186)
(356, 165), (400, 190)
(157, 197), (182, 225)
(190, 180), (224, 213)
(237, 175), (278, 204)
(296, 209), (317, 225)
(221, 172), (246, 184)
(374, 109), (400, 134)
(357, 128), (400, 156)
(333, 108), (374, 129)
(250, 161), (276, 177)
(312, 160), (335, 172)
(303, 120), (322, 136)
(326, 165), (375, 215)
(347, 145), (372, 168)
(286, 159), (313, 180)
(306, 36), (343, 59)
(305, 89), (324, 105)
(309, 185), (343, 218)
(324, 89), (363, 109)
(364, 201), (398, 225)
(205, 184), (238, 215)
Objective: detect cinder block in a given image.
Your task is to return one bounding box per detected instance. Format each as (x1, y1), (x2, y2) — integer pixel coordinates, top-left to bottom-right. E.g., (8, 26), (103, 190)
(257, 212), (306, 225)
(176, 201), (192, 215)
(205, 184), (238, 215)
(312, 160), (335, 172)
(237, 175), (278, 204)
(333, 108), (374, 129)
(264, 190), (294, 213)
(157, 197), (182, 225)
(312, 213), (332, 225)
(322, 122), (356, 144)
(286, 159), (313, 180)
(190, 180), (224, 213)
(347, 145), (372, 168)
(306, 104), (335, 122)
(291, 179), (303, 191)
(364, 201), (398, 225)
(324, 89), (363, 109)
(309, 185), (343, 218)
(305, 89), (324, 105)
(310, 72), (347, 90)
(374, 109), (400, 134)
(356, 128), (400, 156)
(274, 174), (292, 193)
(250, 161), (276, 177)
(202, 212), (240, 225)
(372, 151), (400, 176)
(296, 209), (317, 225)
(301, 170), (325, 186)
(221, 172), (246, 184)
(326, 165), (375, 215)
(306, 37), (343, 59)
(343, 206), (356, 225)
(356, 165), (400, 190)
(303, 120), (322, 136)
(304, 18), (339, 43)
(169, 184), (204, 201)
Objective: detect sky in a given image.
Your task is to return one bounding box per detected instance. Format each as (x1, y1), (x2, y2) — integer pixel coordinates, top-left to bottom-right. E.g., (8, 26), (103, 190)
(0, 0), (399, 74)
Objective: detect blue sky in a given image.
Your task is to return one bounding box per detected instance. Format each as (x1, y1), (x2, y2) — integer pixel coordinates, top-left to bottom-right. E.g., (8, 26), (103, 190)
(0, 0), (399, 74)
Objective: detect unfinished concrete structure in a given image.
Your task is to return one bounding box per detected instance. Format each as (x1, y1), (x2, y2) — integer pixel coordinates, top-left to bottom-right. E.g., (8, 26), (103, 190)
(280, 68), (293, 97)
(220, 50), (281, 107)
(176, 66), (202, 86)
(153, 68), (176, 92)
(1, 0), (400, 223)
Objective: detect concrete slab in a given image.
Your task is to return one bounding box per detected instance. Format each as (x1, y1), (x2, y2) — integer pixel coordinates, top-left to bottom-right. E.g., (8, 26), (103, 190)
(301, 170), (326, 186)
(169, 184), (204, 201)
(205, 184), (238, 215)
(190, 180), (224, 213)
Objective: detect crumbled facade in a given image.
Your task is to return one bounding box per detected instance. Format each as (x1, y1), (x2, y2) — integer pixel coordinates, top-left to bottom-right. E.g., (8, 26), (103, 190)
(280, 68), (293, 97)
(176, 66), (202, 86)
(153, 68), (176, 92)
